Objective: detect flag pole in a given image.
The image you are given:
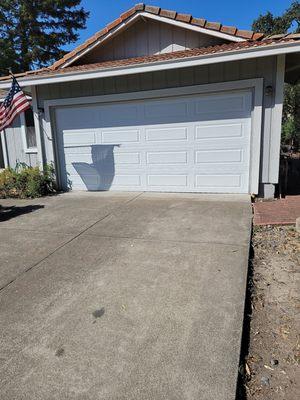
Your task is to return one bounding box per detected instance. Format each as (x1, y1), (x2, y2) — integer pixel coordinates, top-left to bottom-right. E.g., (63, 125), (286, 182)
(8, 68), (15, 79)
(2, 69), (44, 171)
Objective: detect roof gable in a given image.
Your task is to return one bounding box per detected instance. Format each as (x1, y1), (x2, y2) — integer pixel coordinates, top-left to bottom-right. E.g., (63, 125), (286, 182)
(51, 3), (264, 70)
(73, 18), (227, 65)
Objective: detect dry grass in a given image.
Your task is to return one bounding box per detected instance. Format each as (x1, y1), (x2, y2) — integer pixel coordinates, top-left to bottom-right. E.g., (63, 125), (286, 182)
(245, 226), (300, 399)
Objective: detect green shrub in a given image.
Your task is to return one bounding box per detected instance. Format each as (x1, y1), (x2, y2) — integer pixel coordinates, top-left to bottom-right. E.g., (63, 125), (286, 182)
(0, 162), (56, 198)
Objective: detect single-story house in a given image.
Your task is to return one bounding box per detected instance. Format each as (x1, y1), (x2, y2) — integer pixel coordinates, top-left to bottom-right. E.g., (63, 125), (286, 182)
(0, 4), (299, 197)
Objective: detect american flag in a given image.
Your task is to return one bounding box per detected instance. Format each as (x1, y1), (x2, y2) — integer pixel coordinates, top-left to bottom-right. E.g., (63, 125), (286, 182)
(0, 77), (30, 131)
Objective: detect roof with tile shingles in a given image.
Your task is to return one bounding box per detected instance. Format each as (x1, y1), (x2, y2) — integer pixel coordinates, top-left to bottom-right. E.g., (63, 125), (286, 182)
(49, 3), (265, 70)
(0, 36), (299, 83)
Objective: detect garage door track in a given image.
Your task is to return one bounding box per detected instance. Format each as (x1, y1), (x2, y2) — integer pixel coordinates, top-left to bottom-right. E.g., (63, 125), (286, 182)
(0, 192), (252, 400)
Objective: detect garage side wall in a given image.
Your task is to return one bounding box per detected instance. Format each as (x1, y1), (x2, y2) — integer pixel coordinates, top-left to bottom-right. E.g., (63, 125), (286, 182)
(37, 56), (278, 196)
(3, 116), (38, 168)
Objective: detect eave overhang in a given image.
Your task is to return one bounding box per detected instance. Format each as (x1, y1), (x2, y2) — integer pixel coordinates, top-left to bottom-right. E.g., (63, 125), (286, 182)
(0, 41), (299, 90)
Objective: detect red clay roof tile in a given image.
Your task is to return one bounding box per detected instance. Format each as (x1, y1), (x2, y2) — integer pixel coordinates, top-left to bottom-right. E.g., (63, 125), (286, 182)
(268, 34), (287, 39)
(24, 3), (270, 71)
(135, 3), (145, 11)
(176, 13), (192, 23)
(220, 26), (237, 35)
(1, 37), (298, 83)
(120, 7), (136, 21)
(160, 9), (177, 19)
(66, 50), (77, 58)
(107, 17), (123, 31)
(85, 36), (97, 46)
(253, 32), (264, 40)
(205, 21), (221, 31)
(191, 17), (206, 27)
(236, 29), (254, 39)
(76, 43), (89, 52)
(94, 27), (109, 39)
(144, 5), (160, 14)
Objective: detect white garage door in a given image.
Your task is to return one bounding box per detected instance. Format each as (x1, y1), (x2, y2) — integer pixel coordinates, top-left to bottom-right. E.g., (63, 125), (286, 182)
(55, 90), (252, 193)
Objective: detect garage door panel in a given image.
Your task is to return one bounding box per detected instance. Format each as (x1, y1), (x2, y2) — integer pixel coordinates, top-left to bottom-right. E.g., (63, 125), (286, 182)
(191, 163), (249, 173)
(69, 173), (143, 190)
(99, 104), (140, 126)
(56, 90), (252, 193)
(114, 152), (141, 165)
(63, 130), (96, 146)
(112, 175), (141, 186)
(191, 142), (249, 156)
(66, 153), (143, 168)
(194, 94), (248, 115)
(64, 147), (91, 155)
(69, 170), (100, 188)
(65, 153), (93, 165)
(144, 100), (188, 121)
(99, 129), (141, 144)
(145, 126), (188, 142)
(147, 174), (188, 187)
(195, 122), (244, 140)
(195, 149), (243, 163)
(146, 151), (188, 165)
(195, 174), (241, 188)
(56, 106), (100, 130)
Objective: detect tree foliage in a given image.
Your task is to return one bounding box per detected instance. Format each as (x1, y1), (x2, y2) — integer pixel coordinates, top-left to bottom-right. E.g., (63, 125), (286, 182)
(0, 0), (89, 75)
(282, 85), (300, 144)
(252, 1), (300, 149)
(252, 2), (300, 35)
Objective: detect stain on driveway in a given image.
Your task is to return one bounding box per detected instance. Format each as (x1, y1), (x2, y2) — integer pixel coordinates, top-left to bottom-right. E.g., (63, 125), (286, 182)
(0, 192), (252, 400)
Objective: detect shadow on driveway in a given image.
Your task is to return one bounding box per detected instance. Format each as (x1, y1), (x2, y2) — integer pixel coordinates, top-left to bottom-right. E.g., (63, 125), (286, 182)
(0, 204), (44, 222)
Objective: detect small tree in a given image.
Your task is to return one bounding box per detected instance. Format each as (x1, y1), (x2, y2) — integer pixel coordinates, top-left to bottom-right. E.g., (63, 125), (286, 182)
(0, 0), (89, 75)
(282, 85), (300, 148)
(252, 1), (300, 150)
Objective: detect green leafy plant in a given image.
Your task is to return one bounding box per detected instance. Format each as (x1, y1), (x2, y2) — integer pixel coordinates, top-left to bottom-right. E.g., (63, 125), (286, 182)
(252, 1), (300, 151)
(0, 163), (56, 198)
(282, 84), (300, 149)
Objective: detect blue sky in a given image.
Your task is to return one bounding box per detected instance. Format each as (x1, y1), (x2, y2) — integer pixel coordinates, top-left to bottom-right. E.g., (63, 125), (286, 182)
(65, 0), (292, 50)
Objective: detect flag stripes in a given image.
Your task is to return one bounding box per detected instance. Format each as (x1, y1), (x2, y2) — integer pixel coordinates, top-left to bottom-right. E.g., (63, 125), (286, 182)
(0, 77), (30, 131)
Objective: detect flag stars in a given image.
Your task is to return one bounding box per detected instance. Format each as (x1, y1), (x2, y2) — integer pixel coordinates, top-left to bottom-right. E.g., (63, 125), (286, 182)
(0, 77), (30, 131)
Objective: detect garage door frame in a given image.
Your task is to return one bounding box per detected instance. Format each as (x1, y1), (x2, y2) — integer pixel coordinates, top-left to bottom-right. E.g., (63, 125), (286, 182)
(44, 78), (263, 194)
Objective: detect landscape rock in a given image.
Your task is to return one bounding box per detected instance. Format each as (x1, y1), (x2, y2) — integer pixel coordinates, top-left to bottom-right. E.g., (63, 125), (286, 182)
(260, 376), (270, 386)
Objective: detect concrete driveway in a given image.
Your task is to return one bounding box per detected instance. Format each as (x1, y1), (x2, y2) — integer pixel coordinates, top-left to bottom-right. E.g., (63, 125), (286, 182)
(0, 192), (252, 400)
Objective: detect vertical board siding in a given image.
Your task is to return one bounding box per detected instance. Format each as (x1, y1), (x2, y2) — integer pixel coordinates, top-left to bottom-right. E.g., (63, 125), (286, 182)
(194, 65), (209, 85)
(0, 138), (5, 168)
(179, 67), (194, 86)
(209, 64), (224, 83)
(36, 56), (277, 188)
(224, 61), (240, 82)
(256, 57), (277, 182)
(78, 19), (226, 64)
(5, 117), (23, 167)
(166, 69), (180, 88)
(4, 116), (38, 168)
(28, 152), (38, 166)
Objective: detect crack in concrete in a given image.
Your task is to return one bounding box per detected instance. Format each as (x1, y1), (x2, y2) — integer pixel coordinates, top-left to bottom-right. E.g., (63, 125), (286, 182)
(0, 192), (143, 294)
